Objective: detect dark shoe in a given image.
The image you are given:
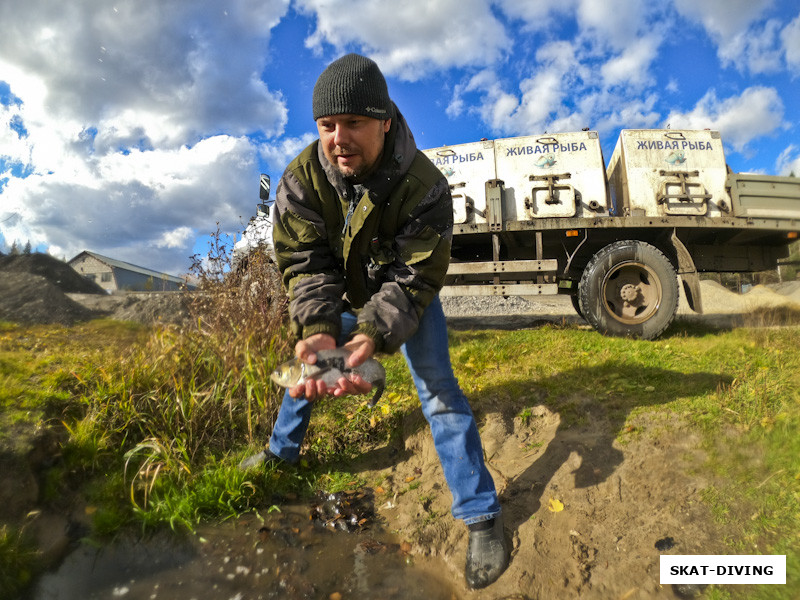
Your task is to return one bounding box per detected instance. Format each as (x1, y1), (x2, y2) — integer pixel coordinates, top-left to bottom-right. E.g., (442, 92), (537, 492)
(238, 448), (282, 471)
(465, 515), (509, 589)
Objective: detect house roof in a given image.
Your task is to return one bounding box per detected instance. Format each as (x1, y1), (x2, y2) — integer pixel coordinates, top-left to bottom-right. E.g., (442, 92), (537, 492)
(69, 250), (188, 285)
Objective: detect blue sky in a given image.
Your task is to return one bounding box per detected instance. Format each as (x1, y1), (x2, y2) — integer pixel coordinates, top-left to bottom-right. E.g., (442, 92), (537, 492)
(1, 0), (799, 277)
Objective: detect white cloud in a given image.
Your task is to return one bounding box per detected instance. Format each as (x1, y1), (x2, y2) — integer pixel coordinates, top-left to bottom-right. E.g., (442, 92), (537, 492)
(295, 0), (506, 79)
(493, 0), (574, 31)
(776, 145), (800, 176)
(445, 0), (667, 138)
(583, 92), (661, 134)
(781, 14), (800, 72)
(575, 0), (652, 48)
(718, 19), (784, 74)
(496, 0), (653, 45)
(0, 0), (289, 272)
(157, 226), (194, 249)
(673, 0), (774, 39)
(601, 38), (660, 87)
(672, 0), (785, 73)
(258, 133), (319, 174)
(1, 135), (260, 274)
(510, 42), (585, 133)
(446, 30), (663, 138)
(663, 87), (784, 152)
(0, 1), (289, 148)
(0, 103), (31, 169)
(446, 69), (520, 134)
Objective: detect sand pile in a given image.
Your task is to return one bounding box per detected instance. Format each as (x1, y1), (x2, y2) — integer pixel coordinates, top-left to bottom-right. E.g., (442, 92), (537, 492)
(695, 280), (800, 314)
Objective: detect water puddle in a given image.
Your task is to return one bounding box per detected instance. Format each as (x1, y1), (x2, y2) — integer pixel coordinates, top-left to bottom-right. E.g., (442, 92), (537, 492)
(32, 494), (459, 600)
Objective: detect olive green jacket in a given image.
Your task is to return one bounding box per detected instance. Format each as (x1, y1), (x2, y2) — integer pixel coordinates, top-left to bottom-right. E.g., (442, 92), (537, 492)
(272, 108), (452, 353)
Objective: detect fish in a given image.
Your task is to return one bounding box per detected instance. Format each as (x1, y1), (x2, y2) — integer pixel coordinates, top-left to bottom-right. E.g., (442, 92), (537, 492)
(535, 154), (556, 168)
(666, 150), (686, 165)
(270, 348), (386, 407)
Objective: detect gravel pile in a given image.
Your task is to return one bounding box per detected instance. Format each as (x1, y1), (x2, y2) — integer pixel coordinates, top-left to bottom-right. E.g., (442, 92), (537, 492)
(442, 279), (800, 320)
(2, 251), (798, 327)
(0, 272), (96, 325)
(441, 294), (541, 317)
(0, 253), (189, 326)
(0, 254), (104, 294)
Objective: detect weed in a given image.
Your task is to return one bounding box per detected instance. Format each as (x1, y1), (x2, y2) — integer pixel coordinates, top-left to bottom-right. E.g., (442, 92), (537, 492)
(518, 407), (534, 427)
(742, 306), (800, 329)
(318, 471), (366, 493)
(0, 525), (38, 599)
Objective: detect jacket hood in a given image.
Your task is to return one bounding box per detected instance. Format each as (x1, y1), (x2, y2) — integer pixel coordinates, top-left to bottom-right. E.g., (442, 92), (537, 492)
(317, 102), (418, 203)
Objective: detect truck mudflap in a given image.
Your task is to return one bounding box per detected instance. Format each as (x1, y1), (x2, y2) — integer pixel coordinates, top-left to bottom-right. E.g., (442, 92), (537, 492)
(669, 230), (703, 314)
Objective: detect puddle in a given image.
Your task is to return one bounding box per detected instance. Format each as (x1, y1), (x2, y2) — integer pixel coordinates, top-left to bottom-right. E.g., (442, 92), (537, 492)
(32, 501), (459, 600)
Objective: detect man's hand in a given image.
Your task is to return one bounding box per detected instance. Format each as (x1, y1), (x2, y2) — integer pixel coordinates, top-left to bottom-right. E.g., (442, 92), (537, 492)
(289, 333), (336, 400)
(331, 334), (376, 397)
(288, 333), (376, 400)
(343, 334), (376, 368)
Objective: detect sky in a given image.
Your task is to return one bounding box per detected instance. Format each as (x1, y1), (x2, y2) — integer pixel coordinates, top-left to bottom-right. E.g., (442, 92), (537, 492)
(1, 0), (799, 277)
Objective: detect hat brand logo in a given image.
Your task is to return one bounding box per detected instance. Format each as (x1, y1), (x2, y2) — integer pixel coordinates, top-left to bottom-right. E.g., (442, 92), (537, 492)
(365, 106), (387, 114)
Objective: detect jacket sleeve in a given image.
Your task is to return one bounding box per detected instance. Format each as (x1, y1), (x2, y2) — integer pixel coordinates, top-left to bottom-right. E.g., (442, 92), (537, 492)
(272, 168), (346, 342)
(354, 175), (453, 353)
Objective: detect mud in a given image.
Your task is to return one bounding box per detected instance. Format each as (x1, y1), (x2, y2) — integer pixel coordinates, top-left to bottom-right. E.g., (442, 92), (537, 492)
(32, 504), (457, 600)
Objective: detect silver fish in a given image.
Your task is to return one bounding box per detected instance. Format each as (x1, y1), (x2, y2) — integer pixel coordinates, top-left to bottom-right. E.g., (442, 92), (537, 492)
(270, 348), (386, 407)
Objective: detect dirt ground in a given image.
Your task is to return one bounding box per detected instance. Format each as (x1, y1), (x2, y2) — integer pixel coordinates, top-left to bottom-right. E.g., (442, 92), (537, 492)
(4, 254), (800, 599)
(371, 284), (800, 599)
(358, 395), (720, 599)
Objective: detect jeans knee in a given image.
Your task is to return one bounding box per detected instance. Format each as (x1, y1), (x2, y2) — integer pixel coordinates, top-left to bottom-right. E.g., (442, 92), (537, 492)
(423, 392), (472, 420)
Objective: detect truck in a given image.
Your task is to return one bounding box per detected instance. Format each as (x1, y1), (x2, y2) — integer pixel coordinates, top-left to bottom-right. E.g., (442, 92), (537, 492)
(421, 128), (800, 339)
(247, 129), (800, 340)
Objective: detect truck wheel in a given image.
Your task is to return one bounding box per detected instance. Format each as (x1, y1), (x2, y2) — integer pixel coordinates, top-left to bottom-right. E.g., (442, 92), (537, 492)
(579, 240), (678, 339)
(570, 294), (584, 319)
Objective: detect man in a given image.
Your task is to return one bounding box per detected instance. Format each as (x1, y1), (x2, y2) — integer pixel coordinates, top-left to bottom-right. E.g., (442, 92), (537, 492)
(242, 53), (508, 589)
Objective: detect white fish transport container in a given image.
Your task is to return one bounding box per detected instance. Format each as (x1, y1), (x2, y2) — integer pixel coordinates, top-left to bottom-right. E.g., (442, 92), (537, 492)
(423, 140), (496, 224)
(494, 131), (608, 220)
(607, 129), (729, 217)
(423, 131), (608, 224)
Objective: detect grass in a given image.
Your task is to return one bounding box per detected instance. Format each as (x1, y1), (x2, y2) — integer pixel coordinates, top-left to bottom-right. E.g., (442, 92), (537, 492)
(2, 258), (799, 598)
(0, 525), (38, 598)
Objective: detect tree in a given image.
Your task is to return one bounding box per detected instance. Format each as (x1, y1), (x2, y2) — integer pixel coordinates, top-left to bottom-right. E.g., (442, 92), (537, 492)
(23, 240), (31, 255)
(9, 241), (19, 255)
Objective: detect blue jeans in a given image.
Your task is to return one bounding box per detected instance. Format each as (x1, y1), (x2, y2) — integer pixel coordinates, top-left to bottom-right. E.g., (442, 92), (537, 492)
(268, 296), (500, 525)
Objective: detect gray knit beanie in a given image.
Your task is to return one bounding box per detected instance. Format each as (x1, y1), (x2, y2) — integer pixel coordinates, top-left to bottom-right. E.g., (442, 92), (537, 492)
(312, 53), (392, 120)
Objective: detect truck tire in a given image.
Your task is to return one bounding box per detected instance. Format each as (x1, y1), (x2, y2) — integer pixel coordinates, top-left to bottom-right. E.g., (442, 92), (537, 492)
(570, 294), (584, 319)
(578, 240), (678, 339)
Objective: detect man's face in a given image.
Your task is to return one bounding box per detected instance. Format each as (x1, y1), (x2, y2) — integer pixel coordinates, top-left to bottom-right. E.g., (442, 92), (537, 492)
(317, 114), (391, 180)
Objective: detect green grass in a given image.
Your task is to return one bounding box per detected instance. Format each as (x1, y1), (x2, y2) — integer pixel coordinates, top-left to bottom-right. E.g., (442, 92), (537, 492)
(2, 310), (799, 598)
(0, 525), (38, 598)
